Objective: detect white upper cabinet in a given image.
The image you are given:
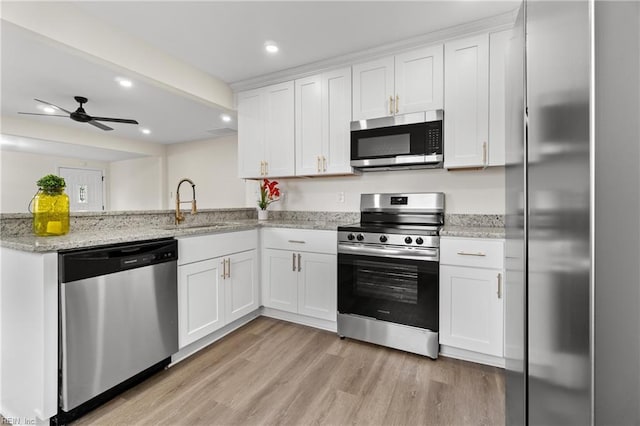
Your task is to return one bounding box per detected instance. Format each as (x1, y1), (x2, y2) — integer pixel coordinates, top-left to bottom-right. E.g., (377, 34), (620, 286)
(237, 89), (264, 179)
(295, 67), (353, 176)
(264, 82), (295, 177)
(444, 34), (490, 169)
(352, 45), (443, 121)
(352, 57), (395, 120)
(488, 29), (510, 167)
(394, 45), (444, 115)
(237, 81), (295, 178)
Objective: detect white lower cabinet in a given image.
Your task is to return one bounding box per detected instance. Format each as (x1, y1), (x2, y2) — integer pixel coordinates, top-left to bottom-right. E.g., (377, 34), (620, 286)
(439, 237), (505, 365)
(178, 230), (258, 348)
(261, 228), (337, 323)
(439, 265), (504, 356)
(179, 259), (225, 346)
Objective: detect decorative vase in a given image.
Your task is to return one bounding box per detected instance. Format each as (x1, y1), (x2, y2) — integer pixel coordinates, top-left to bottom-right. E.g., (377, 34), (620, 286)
(258, 209), (269, 221)
(32, 188), (70, 236)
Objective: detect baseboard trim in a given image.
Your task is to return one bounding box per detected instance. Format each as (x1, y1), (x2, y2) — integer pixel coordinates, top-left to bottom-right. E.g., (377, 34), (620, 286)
(261, 307), (337, 333)
(439, 345), (505, 368)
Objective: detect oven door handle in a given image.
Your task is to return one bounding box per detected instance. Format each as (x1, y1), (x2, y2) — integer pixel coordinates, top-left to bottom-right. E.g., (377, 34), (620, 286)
(338, 244), (439, 261)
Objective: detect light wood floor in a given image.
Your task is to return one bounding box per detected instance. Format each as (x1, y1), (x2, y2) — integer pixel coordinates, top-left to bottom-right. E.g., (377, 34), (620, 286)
(74, 317), (505, 426)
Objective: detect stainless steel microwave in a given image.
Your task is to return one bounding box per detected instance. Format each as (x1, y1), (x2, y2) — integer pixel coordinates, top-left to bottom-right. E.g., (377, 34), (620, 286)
(350, 110), (443, 171)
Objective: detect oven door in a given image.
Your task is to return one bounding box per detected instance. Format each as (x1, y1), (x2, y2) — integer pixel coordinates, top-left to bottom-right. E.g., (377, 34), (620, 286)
(337, 244), (438, 331)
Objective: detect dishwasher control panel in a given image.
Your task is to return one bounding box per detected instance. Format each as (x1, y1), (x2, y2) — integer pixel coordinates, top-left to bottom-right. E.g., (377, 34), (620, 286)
(60, 238), (178, 283)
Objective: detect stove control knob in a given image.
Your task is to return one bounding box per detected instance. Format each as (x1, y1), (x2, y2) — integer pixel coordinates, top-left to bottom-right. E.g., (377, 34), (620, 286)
(357, 233), (365, 241)
(404, 236), (413, 244)
(416, 237), (424, 245)
(347, 233), (355, 241)
(379, 235), (388, 243)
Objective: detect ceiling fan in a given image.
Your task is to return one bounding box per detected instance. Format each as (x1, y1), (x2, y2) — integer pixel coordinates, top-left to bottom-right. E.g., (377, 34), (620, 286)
(18, 96), (139, 131)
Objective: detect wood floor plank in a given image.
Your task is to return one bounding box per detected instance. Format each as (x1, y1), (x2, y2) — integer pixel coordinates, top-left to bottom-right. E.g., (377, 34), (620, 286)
(71, 317), (505, 426)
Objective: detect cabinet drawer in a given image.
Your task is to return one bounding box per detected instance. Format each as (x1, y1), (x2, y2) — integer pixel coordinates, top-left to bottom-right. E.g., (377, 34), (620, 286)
(261, 228), (337, 254)
(441, 237), (504, 269)
(178, 230), (258, 265)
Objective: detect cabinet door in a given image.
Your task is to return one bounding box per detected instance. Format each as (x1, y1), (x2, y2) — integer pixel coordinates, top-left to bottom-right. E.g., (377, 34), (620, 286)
(225, 250), (259, 323)
(439, 265), (504, 357)
(352, 56), (395, 120)
(488, 29), (510, 166)
(323, 67), (353, 175)
(297, 252), (337, 321)
(395, 45), (444, 114)
(178, 259), (225, 348)
(237, 88), (265, 179)
(263, 248), (298, 313)
(295, 75), (323, 176)
(444, 34), (489, 169)
(264, 81), (295, 177)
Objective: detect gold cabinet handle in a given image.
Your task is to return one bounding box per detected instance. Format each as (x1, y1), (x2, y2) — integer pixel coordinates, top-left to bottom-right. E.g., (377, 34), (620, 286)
(317, 156), (321, 173)
(227, 258), (231, 279)
(457, 251), (486, 257)
(297, 253), (302, 272)
(497, 273), (502, 299)
(322, 156), (327, 172)
(389, 95), (394, 115)
(482, 142), (487, 168)
(260, 161), (264, 176)
(265, 161), (269, 176)
(292, 252), (296, 271)
(395, 95), (399, 114)
(221, 259), (226, 278)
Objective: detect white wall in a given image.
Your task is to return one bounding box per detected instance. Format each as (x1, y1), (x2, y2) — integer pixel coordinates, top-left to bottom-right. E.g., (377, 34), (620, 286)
(109, 156), (165, 211)
(245, 166), (505, 214)
(166, 135), (245, 209)
(0, 150), (109, 213)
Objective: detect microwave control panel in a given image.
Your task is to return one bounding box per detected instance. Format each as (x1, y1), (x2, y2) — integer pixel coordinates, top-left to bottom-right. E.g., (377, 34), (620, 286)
(426, 121), (443, 154)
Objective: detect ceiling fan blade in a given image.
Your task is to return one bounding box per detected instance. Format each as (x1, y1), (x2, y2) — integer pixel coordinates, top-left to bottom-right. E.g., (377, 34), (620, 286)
(91, 117), (139, 125)
(88, 120), (113, 131)
(18, 112), (68, 117)
(34, 98), (72, 114)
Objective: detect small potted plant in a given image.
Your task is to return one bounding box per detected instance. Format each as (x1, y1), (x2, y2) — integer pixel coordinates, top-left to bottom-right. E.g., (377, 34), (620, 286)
(257, 178), (280, 220)
(32, 174), (70, 236)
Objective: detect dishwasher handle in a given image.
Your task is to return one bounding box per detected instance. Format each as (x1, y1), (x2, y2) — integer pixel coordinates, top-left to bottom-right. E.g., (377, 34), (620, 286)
(59, 239), (178, 283)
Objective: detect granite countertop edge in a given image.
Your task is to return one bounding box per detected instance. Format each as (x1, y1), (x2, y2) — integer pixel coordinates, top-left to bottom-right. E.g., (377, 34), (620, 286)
(2, 220), (506, 253)
(0, 219), (351, 252)
(441, 225), (505, 239)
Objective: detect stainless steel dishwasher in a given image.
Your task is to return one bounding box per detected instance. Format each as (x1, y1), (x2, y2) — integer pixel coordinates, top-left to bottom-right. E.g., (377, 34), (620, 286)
(57, 238), (178, 424)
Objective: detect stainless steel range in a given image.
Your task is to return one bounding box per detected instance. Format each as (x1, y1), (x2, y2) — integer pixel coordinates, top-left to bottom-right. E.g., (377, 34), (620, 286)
(337, 192), (444, 359)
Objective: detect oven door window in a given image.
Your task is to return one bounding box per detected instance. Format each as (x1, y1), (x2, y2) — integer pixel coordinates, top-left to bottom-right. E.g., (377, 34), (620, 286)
(338, 253), (438, 331)
(351, 122), (427, 160)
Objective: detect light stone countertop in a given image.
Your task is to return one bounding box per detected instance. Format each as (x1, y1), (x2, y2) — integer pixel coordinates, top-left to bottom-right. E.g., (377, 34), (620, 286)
(0, 219), (352, 252)
(441, 225), (505, 239)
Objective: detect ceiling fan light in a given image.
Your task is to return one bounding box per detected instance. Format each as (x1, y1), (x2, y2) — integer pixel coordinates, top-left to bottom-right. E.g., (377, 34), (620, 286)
(140, 128), (151, 135)
(42, 106), (56, 114)
(220, 114), (232, 122)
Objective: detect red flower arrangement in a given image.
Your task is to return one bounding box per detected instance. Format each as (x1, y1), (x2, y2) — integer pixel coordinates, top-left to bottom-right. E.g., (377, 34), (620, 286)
(258, 178), (280, 210)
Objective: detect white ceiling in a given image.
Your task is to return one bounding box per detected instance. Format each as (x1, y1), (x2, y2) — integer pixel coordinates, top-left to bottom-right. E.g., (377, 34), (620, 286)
(1, 1), (519, 149)
(75, 1), (519, 84)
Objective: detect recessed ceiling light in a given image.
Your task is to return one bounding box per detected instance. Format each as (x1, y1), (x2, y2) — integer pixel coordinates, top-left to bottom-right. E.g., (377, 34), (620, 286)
(220, 114), (232, 122)
(140, 128), (151, 135)
(264, 41), (279, 54)
(115, 77), (133, 88)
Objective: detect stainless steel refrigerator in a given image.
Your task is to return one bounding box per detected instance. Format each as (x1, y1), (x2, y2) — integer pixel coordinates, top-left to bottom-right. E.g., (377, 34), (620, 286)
(505, 1), (640, 424)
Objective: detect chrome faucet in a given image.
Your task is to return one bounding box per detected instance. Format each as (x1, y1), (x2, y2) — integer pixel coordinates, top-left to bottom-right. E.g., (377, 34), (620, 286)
(175, 178), (197, 225)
